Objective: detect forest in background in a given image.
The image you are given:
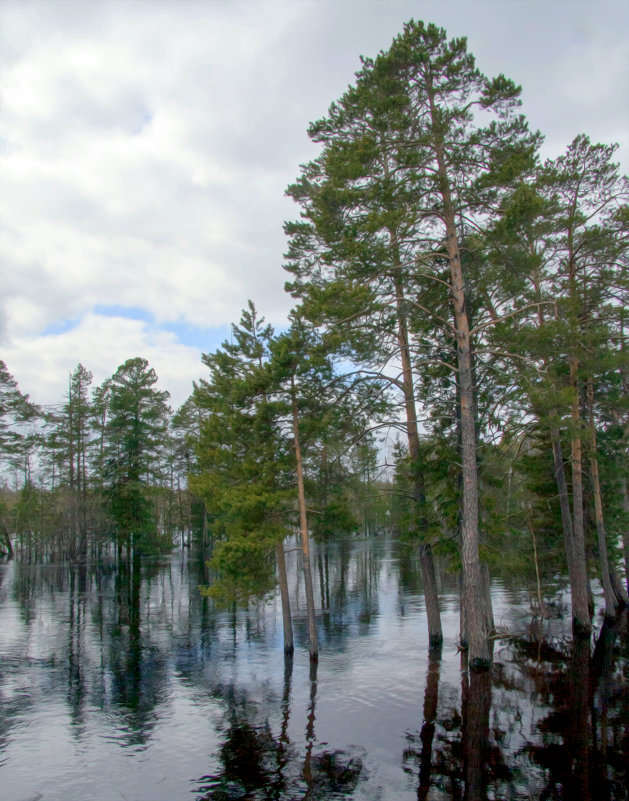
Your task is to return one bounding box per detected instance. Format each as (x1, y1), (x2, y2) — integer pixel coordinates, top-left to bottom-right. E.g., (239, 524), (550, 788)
(1, 22), (627, 667)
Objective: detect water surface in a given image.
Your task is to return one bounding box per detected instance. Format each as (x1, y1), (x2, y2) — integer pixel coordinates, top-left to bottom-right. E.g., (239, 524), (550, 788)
(0, 537), (627, 800)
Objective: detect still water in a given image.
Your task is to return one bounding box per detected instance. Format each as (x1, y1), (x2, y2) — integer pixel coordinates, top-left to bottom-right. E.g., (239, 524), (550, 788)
(0, 537), (627, 801)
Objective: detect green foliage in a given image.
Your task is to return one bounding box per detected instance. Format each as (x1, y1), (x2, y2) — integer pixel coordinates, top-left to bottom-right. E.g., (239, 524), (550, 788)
(104, 357), (171, 555)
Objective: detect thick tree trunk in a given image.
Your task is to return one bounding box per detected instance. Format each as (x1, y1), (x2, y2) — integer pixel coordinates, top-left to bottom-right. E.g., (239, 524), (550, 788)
(443, 207), (488, 666)
(550, 427), (591, 632)
(428, 89), (489, 667)
(276, 540), (294, 654)
(291, 381), (318, 660)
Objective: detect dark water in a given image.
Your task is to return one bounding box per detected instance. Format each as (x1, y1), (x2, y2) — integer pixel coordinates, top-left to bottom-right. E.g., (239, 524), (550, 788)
(0, 537), (627, 801)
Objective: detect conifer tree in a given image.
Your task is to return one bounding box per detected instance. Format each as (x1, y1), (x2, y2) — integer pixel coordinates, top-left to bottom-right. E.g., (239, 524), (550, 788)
(286, 21), (540, 665)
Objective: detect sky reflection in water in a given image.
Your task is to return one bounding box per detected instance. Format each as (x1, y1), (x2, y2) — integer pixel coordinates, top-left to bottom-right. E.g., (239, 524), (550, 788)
(0, 537), (627, 801)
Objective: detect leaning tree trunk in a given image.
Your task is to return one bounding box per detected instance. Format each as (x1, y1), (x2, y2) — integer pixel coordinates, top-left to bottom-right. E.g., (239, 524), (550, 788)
(393, 268), (443, 647)
(551, 427), (592, 632)
(291, 380), (318, 660)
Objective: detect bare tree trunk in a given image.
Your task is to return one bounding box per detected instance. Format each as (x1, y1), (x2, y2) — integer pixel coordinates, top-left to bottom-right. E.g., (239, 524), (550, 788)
(276, 540), (294, 654)
(551, 428), (591, 633)
(291, 380), (318, 660)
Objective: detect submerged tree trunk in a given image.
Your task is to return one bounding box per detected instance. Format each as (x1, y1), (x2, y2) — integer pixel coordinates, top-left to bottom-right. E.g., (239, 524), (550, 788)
(551, 427), (591, 633)
(291, 381), (318, 660)
(276, 540), (294, 654)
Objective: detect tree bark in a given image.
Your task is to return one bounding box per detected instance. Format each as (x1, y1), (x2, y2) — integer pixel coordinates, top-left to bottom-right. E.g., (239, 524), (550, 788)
(291, 379), (318, 660)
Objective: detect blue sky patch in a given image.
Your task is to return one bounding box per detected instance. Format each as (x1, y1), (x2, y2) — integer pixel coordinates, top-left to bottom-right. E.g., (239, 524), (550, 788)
(42, 318), (80, 336)
(162, 320), (231, 352)
(94, 304), (154, 322)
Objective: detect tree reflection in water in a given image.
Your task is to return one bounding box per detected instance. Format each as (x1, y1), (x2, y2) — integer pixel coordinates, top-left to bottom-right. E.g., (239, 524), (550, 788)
(404, 613), (628, 801)
(2, 544), (629, 801)
(197, 655), (364, 800)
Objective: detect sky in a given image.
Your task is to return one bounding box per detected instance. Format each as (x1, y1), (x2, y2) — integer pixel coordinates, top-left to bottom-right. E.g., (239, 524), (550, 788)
(1, 0), (628, 410)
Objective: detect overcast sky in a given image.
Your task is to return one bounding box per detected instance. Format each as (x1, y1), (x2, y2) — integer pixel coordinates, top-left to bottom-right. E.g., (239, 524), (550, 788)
(1, 0), (628, 409)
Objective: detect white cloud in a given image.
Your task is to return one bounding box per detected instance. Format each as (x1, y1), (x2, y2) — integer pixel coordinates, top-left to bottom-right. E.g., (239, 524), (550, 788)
(0, 0), (627, 411)
(2, 312), (202, 409)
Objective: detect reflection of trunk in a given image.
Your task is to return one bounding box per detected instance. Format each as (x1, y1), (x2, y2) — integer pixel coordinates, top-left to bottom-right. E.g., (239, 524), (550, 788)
(587, 382), (623, 614)
(567, 637), (591, 801)
(461, 658), (491, 801)
(550, 428), (591, 633)
(393, 267), (442, 647)
(291, 379), (318, 659)
(276, 540), (294, 654)
(302, 660), (318, 790)
(276, 652), (293, 788)
(418, 647), (442, 801)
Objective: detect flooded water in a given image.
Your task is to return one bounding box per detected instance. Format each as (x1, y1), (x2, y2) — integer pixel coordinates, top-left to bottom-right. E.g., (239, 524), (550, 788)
(0, 536), (627, 801)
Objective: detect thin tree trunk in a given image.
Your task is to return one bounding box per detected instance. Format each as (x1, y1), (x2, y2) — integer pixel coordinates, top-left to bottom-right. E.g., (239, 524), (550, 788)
(551, 427), (591, 632)
(622, 477), (629, 595)
(587, 381), (620, 615)
(528, 518), (547, 617)
(569, 362), (593, 632)
(291, 380), (318, 660)
(391, 218), (442, 647)
(276, 540), (294, 654)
